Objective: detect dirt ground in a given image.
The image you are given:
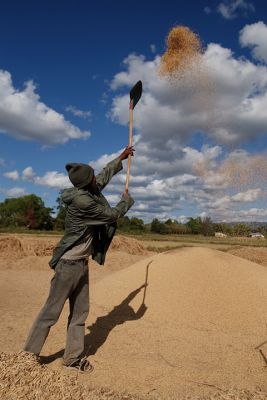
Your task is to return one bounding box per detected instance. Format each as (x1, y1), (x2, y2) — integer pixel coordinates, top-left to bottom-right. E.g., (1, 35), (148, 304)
(1, 234), (267, 399)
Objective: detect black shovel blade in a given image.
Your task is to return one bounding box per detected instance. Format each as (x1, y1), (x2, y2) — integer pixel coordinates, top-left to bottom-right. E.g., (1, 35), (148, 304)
(130, 80), (142, 109)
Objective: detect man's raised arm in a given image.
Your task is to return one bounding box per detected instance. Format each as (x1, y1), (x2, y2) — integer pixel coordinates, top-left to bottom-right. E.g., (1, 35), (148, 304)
(96, 146), (134, 191)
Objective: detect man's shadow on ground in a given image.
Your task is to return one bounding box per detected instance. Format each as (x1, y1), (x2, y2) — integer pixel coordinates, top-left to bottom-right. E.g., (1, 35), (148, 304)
(40, 261), (151, 364)
(84, 284), (147, 357)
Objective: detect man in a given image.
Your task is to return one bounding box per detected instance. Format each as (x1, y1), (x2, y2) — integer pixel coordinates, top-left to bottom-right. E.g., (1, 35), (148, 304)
(23, 146), (135, 373)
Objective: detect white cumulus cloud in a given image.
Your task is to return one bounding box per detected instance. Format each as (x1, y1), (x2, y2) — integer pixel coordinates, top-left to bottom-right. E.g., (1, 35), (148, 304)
(110, 44), (267, 150)
(3, 170), (19, 180)
(2, 24), (266, 223)
(240, 21), (267, 63)
(0, 70), (91, 144)
(103, 31), (267, 221)
(33, 171), (71, 189)
(232, 189), (262, 202)
(22, 166), (35, 180)
(9, 166), (72, 189)
(0, 187), (27, 198)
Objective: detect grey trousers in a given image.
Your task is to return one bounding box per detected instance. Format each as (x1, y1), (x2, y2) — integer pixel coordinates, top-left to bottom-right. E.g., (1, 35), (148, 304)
(24, 258), (89, 365)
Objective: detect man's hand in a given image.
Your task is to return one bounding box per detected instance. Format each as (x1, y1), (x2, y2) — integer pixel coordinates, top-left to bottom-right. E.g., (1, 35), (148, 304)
(123, 189), (134, 199)
(119, 146), (135, 161)
(122, 190), (134, 205)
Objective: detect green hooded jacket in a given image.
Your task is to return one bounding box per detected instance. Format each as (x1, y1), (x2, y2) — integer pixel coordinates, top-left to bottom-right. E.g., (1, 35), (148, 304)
(49, 157), (134, 269)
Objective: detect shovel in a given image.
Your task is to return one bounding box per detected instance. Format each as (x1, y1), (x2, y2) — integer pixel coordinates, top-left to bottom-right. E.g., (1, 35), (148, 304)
(125, 80), (142, 192)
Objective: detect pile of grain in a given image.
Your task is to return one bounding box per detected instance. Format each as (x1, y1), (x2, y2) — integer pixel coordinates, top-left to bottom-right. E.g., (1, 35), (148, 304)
(0, 236), (25, 258)
(159, 25), (203, 79)
(0, 350), (141, 400)
(110, 235), (148, 255)
(227, 247), (267, 267)
(3, 249), (267, 399)
(0, 236), (56, 258)
(0, 235), (147, 259)
(1, 351), (266, 400)
(87, 248), (267, 397)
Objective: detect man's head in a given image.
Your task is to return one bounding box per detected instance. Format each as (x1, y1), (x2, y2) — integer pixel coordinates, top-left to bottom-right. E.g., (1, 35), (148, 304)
(65, 163), (94, 189)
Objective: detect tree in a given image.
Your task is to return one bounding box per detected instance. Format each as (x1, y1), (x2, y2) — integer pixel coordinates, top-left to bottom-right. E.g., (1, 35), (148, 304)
(151, 218), (162, 233)
(172, 221), (192, 234)
(117, 216), (131, 231)
(151, 219), (172, 234)
(165, 219), (173, 226)
(201, 217), (215, 236)
(214, 223), (233, 236)
(129, 217), (145, 232)
(0, 194), (53, 230)
(118, 216), (145, 233)
(186, 217), (203, 234)
(233, 223), (250, 237)
(26, 206), (37, 229)
(53, 191), (66, 231)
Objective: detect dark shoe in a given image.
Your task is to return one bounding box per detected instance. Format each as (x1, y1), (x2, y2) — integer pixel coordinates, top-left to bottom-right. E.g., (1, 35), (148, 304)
(63, 357), (93, 373)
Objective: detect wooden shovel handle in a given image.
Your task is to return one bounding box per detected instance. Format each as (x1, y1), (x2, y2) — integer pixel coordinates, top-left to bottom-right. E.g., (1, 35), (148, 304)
(125, 103), (133, 192)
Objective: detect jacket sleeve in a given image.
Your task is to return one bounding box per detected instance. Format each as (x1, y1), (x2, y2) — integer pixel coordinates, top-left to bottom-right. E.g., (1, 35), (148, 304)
(75, 193), (134, 225)
(95, 157), (123, 191)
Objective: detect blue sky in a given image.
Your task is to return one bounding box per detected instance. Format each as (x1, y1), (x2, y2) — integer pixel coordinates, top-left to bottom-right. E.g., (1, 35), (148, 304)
(0, 0), (267, 222)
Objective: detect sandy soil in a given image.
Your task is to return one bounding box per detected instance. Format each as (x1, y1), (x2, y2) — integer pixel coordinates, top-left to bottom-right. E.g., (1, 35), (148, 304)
(1, 234), (267, 399)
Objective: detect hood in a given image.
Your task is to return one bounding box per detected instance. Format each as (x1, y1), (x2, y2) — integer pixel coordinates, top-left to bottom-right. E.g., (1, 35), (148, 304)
(61, 187), (80, 205)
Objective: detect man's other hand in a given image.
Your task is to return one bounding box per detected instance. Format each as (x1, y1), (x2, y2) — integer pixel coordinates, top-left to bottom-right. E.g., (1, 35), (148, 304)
(119, 146), (135, 161)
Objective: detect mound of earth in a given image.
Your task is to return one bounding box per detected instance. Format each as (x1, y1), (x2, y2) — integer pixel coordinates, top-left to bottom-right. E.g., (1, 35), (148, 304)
(80, 247), (267, 398)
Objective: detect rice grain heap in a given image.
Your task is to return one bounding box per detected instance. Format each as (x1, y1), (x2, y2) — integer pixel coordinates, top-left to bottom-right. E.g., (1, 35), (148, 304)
(159, 25), (203, 79)
(0, 351), (142, 400)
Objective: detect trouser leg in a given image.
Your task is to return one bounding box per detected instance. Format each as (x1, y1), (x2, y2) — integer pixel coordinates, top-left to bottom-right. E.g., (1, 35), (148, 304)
(24, 260), (77, 355)
(63, 264), (89, 365)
